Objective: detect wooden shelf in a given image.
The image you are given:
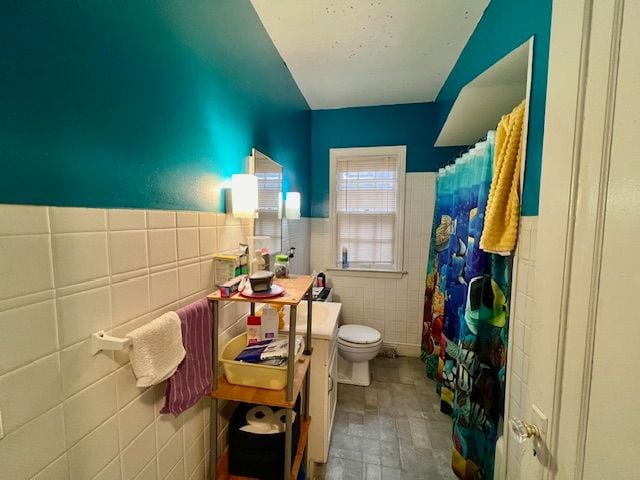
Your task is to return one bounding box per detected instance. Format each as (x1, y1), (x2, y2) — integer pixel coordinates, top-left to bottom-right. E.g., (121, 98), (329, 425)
(291, 417), (311, 479)
(215, 417), (311, 480)
(211, 355), (310, 409)
(207, 275), (314, 306)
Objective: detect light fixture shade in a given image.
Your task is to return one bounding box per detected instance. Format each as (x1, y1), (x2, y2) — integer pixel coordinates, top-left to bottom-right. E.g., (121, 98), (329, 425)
(285, 192), (301, 220)
(231, 174), (258, 218)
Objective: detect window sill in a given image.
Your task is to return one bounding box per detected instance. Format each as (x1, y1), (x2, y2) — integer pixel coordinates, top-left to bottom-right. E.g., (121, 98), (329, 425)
(325, 268), (407, 279)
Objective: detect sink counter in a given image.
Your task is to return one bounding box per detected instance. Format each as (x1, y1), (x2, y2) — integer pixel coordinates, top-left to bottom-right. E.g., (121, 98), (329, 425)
(280, 301), (341, 340)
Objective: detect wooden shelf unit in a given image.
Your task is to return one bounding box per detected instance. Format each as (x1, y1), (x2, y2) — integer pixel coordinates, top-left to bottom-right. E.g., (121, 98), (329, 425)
(214, 417), (311, 480)
(208, 275), (314, 480)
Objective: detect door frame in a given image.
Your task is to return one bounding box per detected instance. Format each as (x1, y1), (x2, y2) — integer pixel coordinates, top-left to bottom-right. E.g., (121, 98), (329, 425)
(519, 0), (625, 478)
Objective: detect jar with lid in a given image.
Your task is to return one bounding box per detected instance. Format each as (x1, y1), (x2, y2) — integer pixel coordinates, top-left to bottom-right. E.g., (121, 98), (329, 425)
(274, 254), (290, 278)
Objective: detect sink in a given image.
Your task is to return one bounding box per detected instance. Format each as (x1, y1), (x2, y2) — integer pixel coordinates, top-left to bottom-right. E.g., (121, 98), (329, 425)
(295, 302), (330, 324)
(281, 301), (341, 340)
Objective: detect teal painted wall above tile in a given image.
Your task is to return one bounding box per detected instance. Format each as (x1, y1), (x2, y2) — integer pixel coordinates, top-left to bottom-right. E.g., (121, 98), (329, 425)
(310, 103), (461, 218)
(0, 0), (310, 215)
(437, 0), (552, 215)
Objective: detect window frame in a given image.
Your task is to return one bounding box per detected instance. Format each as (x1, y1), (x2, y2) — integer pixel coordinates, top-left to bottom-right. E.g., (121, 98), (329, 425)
(329, 145), (406, 273)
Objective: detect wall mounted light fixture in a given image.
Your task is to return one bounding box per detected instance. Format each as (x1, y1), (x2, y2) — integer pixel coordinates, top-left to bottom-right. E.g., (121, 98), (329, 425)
(285, 192), (301, 220)
(228, 174), (258, 218)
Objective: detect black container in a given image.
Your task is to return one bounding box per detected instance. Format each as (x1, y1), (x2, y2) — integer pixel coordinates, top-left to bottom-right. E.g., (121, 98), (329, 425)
(228, 401), (300, 480)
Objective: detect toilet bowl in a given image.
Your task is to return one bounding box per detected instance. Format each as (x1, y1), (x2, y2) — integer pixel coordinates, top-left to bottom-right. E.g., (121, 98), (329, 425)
(337, 324), (382, 386)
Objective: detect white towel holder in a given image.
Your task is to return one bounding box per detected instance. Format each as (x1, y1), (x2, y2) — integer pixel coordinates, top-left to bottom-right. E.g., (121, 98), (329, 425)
(91, 330), (132, 355)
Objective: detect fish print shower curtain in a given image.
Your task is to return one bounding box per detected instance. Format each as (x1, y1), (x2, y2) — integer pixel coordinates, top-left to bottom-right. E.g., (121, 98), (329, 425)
(421, 132), (511, 480)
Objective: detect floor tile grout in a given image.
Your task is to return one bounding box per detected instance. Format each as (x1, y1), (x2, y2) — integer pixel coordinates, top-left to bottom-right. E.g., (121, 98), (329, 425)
(313, 357), (457, 480)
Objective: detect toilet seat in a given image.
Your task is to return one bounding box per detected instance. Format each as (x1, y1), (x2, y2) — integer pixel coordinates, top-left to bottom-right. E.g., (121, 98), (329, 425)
(338, 325), (381, 346)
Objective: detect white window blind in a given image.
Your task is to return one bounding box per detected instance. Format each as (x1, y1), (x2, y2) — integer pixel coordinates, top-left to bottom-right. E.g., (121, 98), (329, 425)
(332, 148), (405, 270)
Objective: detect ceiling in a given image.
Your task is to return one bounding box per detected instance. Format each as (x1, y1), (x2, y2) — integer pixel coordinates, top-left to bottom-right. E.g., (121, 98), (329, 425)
(250, 0), (489, 110)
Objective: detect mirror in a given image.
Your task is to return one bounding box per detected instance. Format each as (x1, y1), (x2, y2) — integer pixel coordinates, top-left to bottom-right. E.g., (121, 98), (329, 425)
(250, 148), (283, 255)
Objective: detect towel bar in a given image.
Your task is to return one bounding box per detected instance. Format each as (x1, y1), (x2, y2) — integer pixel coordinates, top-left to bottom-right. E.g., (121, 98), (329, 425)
(91, 330), (132, 355)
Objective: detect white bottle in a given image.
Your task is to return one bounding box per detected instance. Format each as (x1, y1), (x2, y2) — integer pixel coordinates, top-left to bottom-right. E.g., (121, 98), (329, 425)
(261, 306), (278, 342)
(247, 316), (261, 346)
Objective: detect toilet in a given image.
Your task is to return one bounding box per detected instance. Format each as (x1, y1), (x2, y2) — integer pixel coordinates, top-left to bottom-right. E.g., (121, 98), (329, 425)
(337, 324), (382, 386)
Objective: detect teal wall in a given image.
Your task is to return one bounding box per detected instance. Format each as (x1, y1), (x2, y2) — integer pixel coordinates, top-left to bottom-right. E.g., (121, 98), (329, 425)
(437, 0), (552, 215)
(310, 103), (461, 218)
(0, 0), (311, 215)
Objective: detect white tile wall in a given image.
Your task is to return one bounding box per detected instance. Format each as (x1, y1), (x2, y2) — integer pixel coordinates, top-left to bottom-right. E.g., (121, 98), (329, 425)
(309, 172), (436, 355)
(281, 218), (311, 275)
(0, 204), (253, 479)
(506, 216), (538, 479)
(0, 234), (54, 300)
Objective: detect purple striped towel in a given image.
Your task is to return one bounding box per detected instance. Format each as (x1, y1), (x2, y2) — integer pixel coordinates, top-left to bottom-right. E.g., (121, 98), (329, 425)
(161, 298), (212, 416)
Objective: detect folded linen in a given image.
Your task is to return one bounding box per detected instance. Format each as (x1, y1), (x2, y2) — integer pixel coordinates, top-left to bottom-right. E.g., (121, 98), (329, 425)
(127, 312), (186, 387)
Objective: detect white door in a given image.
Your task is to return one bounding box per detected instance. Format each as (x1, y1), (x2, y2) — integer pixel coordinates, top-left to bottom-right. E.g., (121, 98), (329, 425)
(517, 1), (640, 479)
(578, 1), (640, 476)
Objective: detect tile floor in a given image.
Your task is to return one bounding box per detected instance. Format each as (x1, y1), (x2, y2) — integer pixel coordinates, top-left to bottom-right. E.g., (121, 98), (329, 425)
(313, 357), (457, 480)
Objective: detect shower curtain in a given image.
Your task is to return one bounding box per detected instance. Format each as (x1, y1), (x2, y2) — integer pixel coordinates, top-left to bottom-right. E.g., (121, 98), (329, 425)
(421, 132), (511, 480)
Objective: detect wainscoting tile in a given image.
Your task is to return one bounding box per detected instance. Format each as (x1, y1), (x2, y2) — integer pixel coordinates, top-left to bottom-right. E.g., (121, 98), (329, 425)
(177, 228), (199, 260)
(57, 286), (111, 348)
(111, 276), (150, 326)
(148, 229), (177, 267)
(50, 207), (107, 233)
(0, 300), (58, 375)
(150, 269), (179, 311)
(0, 234), (53, 300)
(177, 212), (198, 228)
(0, 405), (66, 479)
(64, 373), (118, 447)
(147, 210), (176, 229)
(0, 352), (63, 435)
(67, 416), (120, 480)
(0, 204), (49, 235)
(52, 232), (109, 287)
(121, 423), (156, 479)
(109, 230), (148, 275)
(108, 209), (147, 231)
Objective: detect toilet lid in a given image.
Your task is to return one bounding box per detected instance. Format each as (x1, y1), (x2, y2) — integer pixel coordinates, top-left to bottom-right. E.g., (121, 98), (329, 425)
(338, 325), (381, 344)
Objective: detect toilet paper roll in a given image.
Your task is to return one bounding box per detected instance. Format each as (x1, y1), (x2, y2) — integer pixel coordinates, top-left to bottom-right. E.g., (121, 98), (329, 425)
(240, 423), (276, 434)
(245, 405), (274, 426)
(271, 409), (296, 433)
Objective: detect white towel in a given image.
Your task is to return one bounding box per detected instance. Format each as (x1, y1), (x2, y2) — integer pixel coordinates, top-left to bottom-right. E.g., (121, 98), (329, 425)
(127, 312), (186, 387)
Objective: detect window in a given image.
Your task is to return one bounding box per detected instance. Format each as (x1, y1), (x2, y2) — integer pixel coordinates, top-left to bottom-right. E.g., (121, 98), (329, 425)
(254, 168), (282, 254)
(330, 146), (406, 271)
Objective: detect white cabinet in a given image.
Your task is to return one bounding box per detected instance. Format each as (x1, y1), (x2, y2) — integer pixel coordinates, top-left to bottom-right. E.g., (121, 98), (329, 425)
(280, 301), (341, 465)
(307, 327), (338, 463)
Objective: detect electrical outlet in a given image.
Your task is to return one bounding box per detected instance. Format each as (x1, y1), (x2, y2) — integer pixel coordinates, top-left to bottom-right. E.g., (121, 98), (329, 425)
(531, 404), (549, 465)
